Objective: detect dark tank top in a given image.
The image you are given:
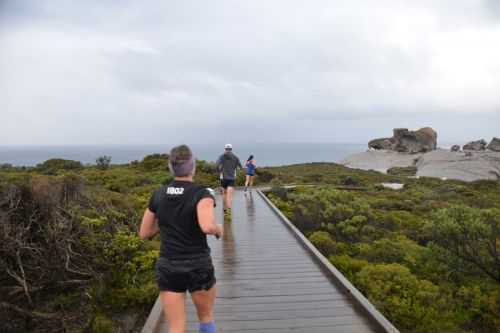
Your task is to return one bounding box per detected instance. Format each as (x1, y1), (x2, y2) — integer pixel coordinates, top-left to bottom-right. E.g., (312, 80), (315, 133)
(148, 180), (215, 259)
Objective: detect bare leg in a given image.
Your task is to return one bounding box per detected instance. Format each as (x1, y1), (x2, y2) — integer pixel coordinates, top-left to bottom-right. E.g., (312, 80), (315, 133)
(250, 175), (254, 187)
(245, 175), (250, 187)
(220, 186), (226, 210)
(191, 285), (217, 323)
(160, 291), (186, 333)
(226, 187), (234, 209)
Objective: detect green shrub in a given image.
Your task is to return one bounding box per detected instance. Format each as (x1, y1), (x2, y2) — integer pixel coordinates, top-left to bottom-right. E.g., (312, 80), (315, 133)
(36, 158), (83, 174)
(427, 205), (500, 282)
(96, 155), (112, 170)
(387, 166), (417, 177)
(356, 263), (457, 332)
(309, 231), (336, 255)
(0, 163), (13, 169)
(92, 313), (114, 333)
(138, 154), (168, 171)
(358, 236), (427, 272)
(329, 254), (369, 281)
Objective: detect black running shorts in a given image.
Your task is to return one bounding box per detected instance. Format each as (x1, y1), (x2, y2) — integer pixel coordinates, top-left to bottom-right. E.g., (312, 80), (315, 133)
(156, 256), (216, 293)
(221, 179), (235, 189)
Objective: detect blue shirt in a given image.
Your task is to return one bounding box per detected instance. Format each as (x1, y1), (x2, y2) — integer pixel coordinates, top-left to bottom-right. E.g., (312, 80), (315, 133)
(246, 161), (256, 175)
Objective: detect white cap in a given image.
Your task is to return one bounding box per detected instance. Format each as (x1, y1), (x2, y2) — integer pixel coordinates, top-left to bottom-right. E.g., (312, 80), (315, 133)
(224, 143), (233, 150)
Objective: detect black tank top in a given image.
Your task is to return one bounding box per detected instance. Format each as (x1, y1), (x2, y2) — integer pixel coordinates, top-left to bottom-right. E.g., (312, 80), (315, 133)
(148, 180), (215, 259)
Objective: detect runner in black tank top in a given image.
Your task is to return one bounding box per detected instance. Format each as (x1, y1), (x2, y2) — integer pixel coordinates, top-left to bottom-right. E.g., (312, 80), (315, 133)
(139, 145), (222, 333)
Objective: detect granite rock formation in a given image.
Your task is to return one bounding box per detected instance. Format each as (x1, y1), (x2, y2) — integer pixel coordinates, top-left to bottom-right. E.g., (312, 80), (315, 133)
(368, 127), (437, 153)
(340, 149), (500, 182)
(487, 137), (500, 152)
(368, 138), (393, 150)
(463, 139), (487, 151)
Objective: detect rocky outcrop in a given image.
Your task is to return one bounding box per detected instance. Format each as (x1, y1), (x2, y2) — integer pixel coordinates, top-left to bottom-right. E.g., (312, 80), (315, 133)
(340, 149), (500, 182)
(340, 150), (422, 174)
(416, 150), (500, 181)
(463, 139), (487, 151)
(451, 145), (460, 152)
(368, 127), (437, 153)
(487, 137), (500, 152)
(368, 138), (394, 150)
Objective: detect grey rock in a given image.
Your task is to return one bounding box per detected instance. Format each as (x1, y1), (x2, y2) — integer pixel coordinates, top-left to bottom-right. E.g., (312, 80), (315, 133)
(340, 149), (500, 182)
(368, 138), (394, 150)
(368, 127), (437, 153)
(416, 150), (500, 181)
(463, 139), (487, 151)
(451, 145), (461, 152)
(380, 183), (405, 190)
(340, 150), (423, 173)
(487, 137), (500, 152)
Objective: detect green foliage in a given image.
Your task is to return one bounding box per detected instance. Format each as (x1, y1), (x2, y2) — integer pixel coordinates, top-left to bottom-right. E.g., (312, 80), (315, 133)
(104, 231), (142, 263)
(3, 154), (500, 333)
(36, 158), (83, 174)
(427, 205), (500, 282)
(136, 153), (169, 171)
(308, 231), (336, 255)
(258, 162), (403, 186)
(267, 172), (500, 333)
(339, 175), (364, 186)
(359, 236), (426, 269)
(329, 254), (369, 281)
(356, 264), (457, 332)
(81, 216), (107, 227)
(337, 215), (368, 241)
(387, 166), (417, 176)
(267, 193), (293, 219)
(96, 155), (112, 170)
(92, 313), (115, 333)
(486, 287), (500, 330)
(270, 183), (288, 200)
(255, 168), (274, 183)
(0, 163), (13, 169)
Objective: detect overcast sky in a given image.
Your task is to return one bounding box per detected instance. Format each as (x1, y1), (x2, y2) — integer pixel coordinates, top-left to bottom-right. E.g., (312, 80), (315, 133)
(1, 0), (499, 145)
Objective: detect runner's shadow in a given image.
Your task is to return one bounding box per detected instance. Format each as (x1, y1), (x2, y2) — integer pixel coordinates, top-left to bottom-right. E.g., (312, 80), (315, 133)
(219, 220), (237, 295)
(221, 220), (236, 265)
(244, 191), (256, 222)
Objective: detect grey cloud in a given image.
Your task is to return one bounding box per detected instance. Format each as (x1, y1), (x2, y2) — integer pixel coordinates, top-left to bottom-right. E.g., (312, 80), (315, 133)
(484, 0), (500, 17)
(1, 0), (499, 145)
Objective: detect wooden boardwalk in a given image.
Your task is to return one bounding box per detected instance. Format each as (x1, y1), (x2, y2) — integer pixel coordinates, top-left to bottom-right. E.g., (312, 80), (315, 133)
(143, 190), (397, 333)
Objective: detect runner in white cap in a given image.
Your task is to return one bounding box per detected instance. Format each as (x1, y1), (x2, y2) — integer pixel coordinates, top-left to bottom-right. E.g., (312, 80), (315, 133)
(216, 144), (242, 221)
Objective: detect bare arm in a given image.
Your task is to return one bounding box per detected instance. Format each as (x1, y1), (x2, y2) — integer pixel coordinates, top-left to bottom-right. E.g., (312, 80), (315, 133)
(139, 209), (160, 240)
(197, 198), (223, 237)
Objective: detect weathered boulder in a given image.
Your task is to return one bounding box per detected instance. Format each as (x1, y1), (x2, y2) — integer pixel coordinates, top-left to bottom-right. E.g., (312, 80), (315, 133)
(368, 138), (394, 150)
(463, 139), (487, 151)
(397, 127), (437, 153)
(487, 137), (500, 152)
(451, 145), (460, 152)
(368, 127), (437, 153)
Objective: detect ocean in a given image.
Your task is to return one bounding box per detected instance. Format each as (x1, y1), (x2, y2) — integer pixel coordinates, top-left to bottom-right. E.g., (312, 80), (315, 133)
(0, 143), (367, 167)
